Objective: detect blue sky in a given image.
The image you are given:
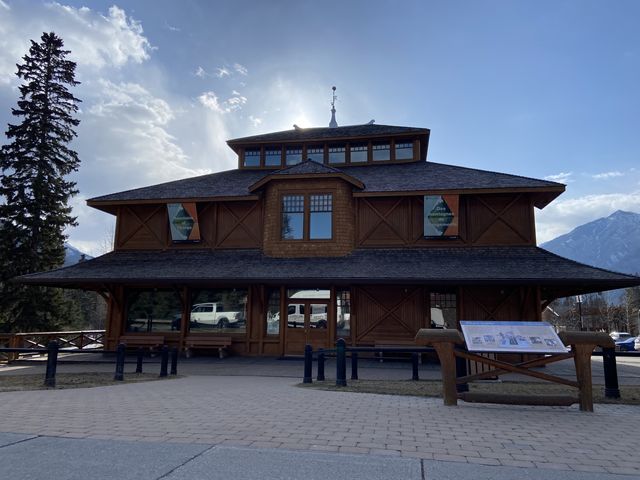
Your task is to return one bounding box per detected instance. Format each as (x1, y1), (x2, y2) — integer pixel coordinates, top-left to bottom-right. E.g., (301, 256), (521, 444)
(1, 1), (639, 255)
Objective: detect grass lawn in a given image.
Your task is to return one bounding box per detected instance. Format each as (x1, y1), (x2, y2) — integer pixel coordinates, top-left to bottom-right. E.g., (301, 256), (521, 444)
(0, 373), (174, 392)
(300, 379), (640, 405)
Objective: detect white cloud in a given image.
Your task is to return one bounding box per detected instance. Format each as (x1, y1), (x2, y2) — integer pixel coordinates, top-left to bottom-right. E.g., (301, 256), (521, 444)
(198, 91), (246, 114)
(195, 66), (207, 78)
(592, 171), (623, 179)
(234, 63), (248, 75)
(544, 171), (572, 183)
(248, 115), (262, 126)
(536, 191), (640, 243)
(216, 66), (230, 78)
(0, 0), (10, 11)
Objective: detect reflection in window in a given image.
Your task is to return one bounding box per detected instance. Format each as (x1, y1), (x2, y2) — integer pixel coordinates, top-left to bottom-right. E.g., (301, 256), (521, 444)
(243, 148), (260, 167)
(306, 146), (324, 163)
(310, 194), (332, 239)
(126, 289), (182, 333)
(287, 303), (304, 328)
(430, 292), (457, 329)
(265, 147), (282, 167)
(372, 142), (390, 161)
(310, 304), (328, 329)
(266, 288), (280, 335)
(282, 195), (304, 240)
(286, 146), (303, 166)
(395, 141), (414, 160)
(336, 289), (351, 337)
(328, 145), (346, 164)
(350, 144), (368, 163)
(287, 288), (330, 299)
(190, 289), (248, 333)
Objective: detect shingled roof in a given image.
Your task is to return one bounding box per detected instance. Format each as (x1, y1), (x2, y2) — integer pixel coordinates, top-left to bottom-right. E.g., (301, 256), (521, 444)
(87, 161), (564, 210)
(227, 124), (429, 145)
(19, 247), (640, 298)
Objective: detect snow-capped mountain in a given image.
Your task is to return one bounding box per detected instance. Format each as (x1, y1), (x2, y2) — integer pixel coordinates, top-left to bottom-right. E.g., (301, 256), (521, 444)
(64, 243), (92, 266)
(540, 210), (640, 276)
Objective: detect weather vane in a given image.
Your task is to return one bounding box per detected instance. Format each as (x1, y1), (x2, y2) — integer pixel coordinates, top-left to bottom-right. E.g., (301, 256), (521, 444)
(329, 86), (338, 128)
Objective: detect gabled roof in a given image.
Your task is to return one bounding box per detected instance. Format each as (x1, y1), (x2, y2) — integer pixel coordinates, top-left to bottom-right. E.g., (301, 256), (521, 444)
(18, 246), (640, 299)
(248, 160), (365, 192)
(227, 124), (429, 146)
(87, 161), (564, 212)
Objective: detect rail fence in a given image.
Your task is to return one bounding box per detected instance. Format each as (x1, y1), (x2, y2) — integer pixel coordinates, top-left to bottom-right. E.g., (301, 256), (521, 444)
(0, 330), (106, 362)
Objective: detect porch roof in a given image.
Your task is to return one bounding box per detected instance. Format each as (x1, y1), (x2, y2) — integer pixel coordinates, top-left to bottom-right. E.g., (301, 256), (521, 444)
(18, 246), (640, 299)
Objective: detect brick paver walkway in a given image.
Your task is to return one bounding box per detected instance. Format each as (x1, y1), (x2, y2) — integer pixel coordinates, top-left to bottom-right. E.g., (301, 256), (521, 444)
(1, 375), (639, 476)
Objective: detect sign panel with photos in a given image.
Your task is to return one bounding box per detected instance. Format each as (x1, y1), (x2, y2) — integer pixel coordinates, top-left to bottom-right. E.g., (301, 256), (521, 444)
(424, 195), (459, 237)
(460, 321), (568, 354)
(167, 203), (201, 242)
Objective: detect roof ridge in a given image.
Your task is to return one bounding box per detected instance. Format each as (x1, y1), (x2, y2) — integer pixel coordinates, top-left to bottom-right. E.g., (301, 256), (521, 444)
(273, 159), (344, 175)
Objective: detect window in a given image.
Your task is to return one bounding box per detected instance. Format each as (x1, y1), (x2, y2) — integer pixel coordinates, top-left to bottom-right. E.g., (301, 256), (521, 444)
(395, 141), (414, 160)
(430, 292), (457, 329)
(286, 146), (303, 165)
(281, 193), (333, 240)
(265, 288), (280, 335)
(126, 289), (182, 333)
(265, 147), (282, 167)
(372, 142), (390, 161)
(306, 146), (324, 163)
(243, 148), (260, 167)
(281, 195), (304, 240)
(350, 143), (368, 163)
(189, 289), (248, 333)
(336, 289), (351, 337)
(328, 145), (346, 164)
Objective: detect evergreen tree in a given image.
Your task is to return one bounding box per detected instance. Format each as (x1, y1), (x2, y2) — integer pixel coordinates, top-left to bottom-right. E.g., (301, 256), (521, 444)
(0, 32), (81, 332)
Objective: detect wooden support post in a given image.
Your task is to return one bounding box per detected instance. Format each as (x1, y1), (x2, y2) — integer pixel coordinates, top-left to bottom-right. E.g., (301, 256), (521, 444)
(573, 344), (594, 412)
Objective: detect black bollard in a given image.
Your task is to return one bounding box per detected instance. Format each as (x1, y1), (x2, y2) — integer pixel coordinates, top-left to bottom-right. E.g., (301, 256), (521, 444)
(317, 349), (325, 381)
(336, 338), (347, 387)
(455, 345), (469, 393)
(303, 344), (313, 384)
(44, 341), (59, 388)
(114, 343), (125, 381)
(159, 345), (169, 377)
(602, 347), (621, 399)
(170, 347), (178, 375)
(136, 347), (143, 373)
(351, 351), (358, 380)
(412, 352), (419, 381)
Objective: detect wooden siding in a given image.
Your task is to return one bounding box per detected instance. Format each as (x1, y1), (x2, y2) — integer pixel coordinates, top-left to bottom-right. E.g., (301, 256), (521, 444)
(459, 286), (540, 324)
(356, 193), (535, 247)
(115, 201), (262, 250)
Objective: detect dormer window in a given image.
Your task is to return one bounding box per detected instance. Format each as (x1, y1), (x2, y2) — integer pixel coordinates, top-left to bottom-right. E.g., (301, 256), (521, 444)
(372, 142), (390, 161)
(306, 146), (324, 163)
(286, 146), (303, 166)
(265, 147), (282, 167)
(244, 148), (261, 167)
(281, 193), (333, 240)
(350, 143), (368, 163)
(396, 141), (414, 160)
(328, 145), (346, 164)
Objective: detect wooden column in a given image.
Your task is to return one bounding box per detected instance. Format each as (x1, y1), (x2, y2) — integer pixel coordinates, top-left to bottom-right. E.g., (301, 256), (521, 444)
(416, 329), (465, 406)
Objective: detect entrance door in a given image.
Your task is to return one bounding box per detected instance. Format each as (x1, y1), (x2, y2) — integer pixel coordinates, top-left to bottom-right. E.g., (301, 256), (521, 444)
(284, 300), (330, 355)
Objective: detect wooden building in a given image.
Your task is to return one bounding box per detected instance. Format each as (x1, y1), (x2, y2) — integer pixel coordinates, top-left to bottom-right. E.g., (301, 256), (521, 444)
(20, 121), (640, 356)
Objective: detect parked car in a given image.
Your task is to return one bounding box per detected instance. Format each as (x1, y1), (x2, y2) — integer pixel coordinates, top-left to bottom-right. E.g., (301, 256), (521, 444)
(615, 337), (637, 352)
(171, 303), (243, 330)
(635, 337), (640, 352)
(610, 332), (633, 342)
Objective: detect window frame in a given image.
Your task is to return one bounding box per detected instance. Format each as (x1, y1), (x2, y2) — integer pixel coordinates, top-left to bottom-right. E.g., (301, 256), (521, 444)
(280, 190), (335, 241)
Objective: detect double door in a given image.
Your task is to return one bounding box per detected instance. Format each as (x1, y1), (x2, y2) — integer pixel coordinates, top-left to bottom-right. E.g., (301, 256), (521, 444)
(284, 300), (331, 355)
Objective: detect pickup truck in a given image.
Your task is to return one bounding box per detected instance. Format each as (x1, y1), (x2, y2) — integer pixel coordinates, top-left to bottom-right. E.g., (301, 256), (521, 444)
(172, 303), (243, 330)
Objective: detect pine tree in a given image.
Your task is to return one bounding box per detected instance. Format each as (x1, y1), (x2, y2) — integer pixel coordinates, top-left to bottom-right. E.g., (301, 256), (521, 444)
(0, 32), (81, 332)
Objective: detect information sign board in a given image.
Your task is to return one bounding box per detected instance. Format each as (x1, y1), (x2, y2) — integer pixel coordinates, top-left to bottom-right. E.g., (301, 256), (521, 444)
(460, 321), (567, 354)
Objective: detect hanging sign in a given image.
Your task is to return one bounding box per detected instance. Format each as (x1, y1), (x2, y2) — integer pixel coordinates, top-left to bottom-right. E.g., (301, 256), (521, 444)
(167, 203), (201, 242)
(424, 195), (459, 237)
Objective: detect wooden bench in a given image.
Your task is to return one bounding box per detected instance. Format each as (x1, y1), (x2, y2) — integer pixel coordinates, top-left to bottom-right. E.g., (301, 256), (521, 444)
(184, 336), (232, 359)
(118, 335), (165, 351)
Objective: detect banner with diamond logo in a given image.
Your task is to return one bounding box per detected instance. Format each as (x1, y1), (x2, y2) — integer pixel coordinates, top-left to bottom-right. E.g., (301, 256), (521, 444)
(167, 203), (201, 242)
(424, 195), (459, 237)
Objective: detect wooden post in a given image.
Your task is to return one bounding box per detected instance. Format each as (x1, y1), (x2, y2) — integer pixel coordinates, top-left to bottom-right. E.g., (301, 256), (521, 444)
(416, 329), (465, 406)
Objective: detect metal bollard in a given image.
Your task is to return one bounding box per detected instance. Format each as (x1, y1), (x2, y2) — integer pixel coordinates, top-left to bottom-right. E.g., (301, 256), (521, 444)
(136, 347), (143, 373)
(303, 344), (313, 384)
(336, 338), (347, 387)
(602, 347), (620, 399)
(317, 349), (325, 381)
(351, 351), (358, 380)
(170, 347), (178, 375)
(412, 352), (419, 381)
(114, 343), (125, 381)
(159, 345), (169, 377)
(455, 345), (469, 393)
(44, 341), (59, 388)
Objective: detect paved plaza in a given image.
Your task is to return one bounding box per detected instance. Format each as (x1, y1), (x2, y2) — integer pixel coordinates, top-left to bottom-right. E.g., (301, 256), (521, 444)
(1, 356), (640, 479)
